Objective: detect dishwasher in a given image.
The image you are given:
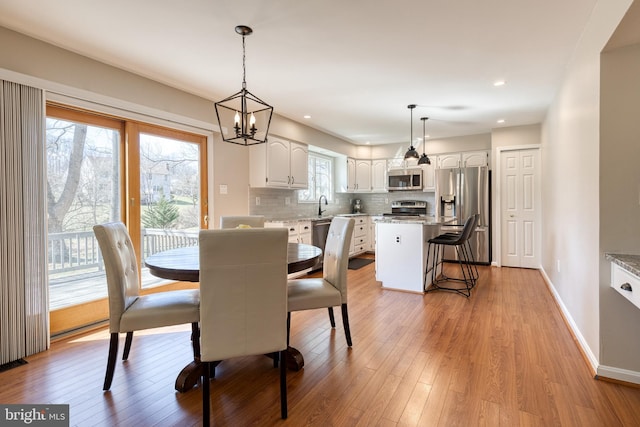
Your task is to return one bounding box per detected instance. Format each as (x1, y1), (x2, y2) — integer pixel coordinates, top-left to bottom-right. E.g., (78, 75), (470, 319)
(311, 218), (332, 271)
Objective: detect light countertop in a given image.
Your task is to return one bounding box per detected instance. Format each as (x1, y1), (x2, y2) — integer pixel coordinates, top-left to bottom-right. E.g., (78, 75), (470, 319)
(266, 213), (380, 223)
(374, 216), (452, 226)
(606, 253), (640, 277)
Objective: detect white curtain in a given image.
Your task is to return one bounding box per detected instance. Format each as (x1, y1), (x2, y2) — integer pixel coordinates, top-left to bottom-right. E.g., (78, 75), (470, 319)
(0, 80), (49, 365)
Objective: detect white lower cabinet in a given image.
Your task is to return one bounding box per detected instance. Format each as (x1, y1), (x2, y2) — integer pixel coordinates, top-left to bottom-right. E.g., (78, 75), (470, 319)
(349, 216), (369, 256)
(611, 263), (640, 310)
(298, 221), (312, 244)
(265, 220), (312, 277)
(369, 216), (383, 251)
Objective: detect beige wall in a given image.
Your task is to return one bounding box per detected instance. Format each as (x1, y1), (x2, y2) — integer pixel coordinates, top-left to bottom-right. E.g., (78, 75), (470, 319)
(542, 0), (636, 378)
(371, 133), (492, 160)
(490, 124), (541, 264)
(4, 3), (640, 380)
(600, 41), (640, 371)
(491, 124), (541, 148)
(0, 25), (356, 225)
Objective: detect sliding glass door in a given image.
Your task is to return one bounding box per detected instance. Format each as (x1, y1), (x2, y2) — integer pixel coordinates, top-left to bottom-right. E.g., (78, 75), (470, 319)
(46, 105), (208, 335)
(136, 125), (206, 288)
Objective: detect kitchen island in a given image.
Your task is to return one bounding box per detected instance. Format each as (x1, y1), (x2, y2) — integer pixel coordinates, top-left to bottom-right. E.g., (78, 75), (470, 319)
(375, 217), (450, 293)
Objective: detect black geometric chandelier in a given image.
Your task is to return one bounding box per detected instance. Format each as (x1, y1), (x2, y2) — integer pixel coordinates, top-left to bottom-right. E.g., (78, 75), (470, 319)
(403, 104), (419, 160)
(215, 25), (273, 146)
(418, 117), (431, 165)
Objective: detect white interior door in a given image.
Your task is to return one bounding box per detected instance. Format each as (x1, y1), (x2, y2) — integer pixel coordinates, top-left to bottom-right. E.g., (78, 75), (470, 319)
(500, 148), (540, 268)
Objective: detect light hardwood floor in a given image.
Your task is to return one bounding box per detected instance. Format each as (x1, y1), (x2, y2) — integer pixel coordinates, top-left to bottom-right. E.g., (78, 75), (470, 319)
(2, 260), (640, 426)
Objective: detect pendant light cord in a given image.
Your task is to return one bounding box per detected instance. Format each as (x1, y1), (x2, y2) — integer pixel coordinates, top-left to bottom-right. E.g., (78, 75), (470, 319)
(408, 104), (416, 148)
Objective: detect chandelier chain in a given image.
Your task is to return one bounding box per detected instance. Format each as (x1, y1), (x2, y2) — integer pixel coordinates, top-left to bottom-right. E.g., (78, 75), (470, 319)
(242, 34), (247, 89)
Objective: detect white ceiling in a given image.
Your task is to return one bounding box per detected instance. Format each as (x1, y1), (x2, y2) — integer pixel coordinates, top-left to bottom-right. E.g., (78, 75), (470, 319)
(0, 0), (600, 145)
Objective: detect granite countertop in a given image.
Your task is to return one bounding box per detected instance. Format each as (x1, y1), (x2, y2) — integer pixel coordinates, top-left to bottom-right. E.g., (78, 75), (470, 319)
(606, 253), (640, 277)
(266, 213), (382, 223)
(375, 216), (451, 226)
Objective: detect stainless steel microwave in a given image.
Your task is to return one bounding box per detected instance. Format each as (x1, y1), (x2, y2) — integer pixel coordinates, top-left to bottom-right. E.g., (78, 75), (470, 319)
(387, 168), (423, 191)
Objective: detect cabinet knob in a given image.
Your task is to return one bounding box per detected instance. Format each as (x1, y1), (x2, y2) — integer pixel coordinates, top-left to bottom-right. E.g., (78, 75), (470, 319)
(621, 282), (633, 292)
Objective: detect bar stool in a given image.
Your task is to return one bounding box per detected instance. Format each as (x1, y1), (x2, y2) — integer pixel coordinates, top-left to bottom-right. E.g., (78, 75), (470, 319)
(425, 215), (477, 297)
(440, 213), (480, 286)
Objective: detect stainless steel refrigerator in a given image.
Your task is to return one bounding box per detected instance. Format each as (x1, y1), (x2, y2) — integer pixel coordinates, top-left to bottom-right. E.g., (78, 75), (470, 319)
(436, 166), (490, 264)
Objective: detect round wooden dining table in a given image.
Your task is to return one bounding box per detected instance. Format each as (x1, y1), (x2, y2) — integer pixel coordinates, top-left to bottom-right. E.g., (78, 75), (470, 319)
(144, 242), (323, 392)
(145, 242), (323, 282)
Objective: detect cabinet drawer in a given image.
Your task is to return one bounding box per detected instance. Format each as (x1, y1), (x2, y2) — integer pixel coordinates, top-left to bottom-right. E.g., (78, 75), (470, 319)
(611, 263), (640, 310)
(354, 217), (368, 226)
(353, 235), (367, 246)
(298, 221), (311, 235)
(265, 221), (298, 238)
(354, 224), (367, 238)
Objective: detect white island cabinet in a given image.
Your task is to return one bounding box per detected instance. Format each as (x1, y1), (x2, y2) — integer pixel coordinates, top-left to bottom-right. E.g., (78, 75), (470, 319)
(375, 220), (442, 293)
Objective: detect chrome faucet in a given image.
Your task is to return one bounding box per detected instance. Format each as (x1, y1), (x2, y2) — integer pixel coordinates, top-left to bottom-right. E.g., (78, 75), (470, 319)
(318, 195), (328, 216)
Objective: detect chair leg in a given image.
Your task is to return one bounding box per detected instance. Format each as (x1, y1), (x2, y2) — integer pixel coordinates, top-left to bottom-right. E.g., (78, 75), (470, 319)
(427, 243), (472, 298)
(103, 333), (119, 391)
(122, 331), (133, 360)
(341, 304), (352, 347)
(328, 307), (336, 328)
(286, 312), (291, 347)
(202, 361), (211, 427)
(191, 322), (200, 360)
(280, 349), (288, 419)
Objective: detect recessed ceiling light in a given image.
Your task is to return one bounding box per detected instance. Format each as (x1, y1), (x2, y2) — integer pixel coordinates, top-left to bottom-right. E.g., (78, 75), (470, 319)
(494, 80), (506, 87)
(497, 119), (505, 124)
(303, 115), (311, 119)
(365, 141), (370, 145)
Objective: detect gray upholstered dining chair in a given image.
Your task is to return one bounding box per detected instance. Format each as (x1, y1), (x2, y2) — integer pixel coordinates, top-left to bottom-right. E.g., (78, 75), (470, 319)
(199, 227), (289, 426)
(93, 222), (200, 391)
(287, 216), (355, 347)
(219, 215), (265, 229)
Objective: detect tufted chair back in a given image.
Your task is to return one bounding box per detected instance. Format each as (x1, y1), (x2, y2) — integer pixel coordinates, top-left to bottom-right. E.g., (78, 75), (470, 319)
(93, 222), (140, 333)
(219, 215), (265, 229)
(322, 217), (355, 303)
(199, 227), (289, 361)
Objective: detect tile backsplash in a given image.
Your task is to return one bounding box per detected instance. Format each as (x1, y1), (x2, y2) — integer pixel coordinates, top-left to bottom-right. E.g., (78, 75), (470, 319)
(249, 188), (435, 220)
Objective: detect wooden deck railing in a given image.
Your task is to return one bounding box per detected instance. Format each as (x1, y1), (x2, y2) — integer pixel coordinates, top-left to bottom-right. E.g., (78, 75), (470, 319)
(47, 228), (199, 276)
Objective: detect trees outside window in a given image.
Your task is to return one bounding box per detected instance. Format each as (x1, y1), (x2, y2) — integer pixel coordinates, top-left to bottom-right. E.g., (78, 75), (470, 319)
(298, 153), (333, 202)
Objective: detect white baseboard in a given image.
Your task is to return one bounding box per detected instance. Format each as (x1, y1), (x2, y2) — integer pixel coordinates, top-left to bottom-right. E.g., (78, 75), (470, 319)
(539, 269), (599, 373)
(539, 268), (640, 385)
(597, 365), (640, 384)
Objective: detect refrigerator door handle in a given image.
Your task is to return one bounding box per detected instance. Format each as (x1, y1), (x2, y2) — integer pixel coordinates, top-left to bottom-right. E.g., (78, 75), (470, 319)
(456, 168), (463, 222)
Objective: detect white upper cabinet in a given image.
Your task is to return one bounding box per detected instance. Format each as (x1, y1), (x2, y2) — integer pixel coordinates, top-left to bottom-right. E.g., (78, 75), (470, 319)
(421, 160), (437, 192)
(338, 158), (387, 193)
(462, 151), (489, 167)
(289, 142), (309, 188)
(346, 158), (356, 192)
(371, 159), (387, 192)
(250, 137), (308, 188)
(437, 150), (489, 169)
(437, 153), (462, 169)
(354, 159), (372, 192)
